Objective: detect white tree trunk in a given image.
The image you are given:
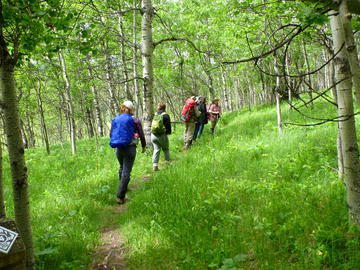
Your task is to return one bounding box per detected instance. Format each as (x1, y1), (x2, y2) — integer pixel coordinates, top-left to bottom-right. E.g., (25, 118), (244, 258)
(339, 0), (360, 103)
(87, 63), (104, 137)
(119, 16), (132, 101)
(330, 10), (360, 226)
(133, 0), (142, 116)
(302, 40), (313, 103)
(141, 0), (155, 143)
(103, 40), (120, 116)
(274, 61), (283, 133)
(221, 68), (232, 111)
(58, 50), (77, 155)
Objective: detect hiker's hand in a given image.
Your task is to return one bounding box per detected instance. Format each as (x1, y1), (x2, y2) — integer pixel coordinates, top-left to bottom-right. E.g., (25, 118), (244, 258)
(141, 147), (146, 153)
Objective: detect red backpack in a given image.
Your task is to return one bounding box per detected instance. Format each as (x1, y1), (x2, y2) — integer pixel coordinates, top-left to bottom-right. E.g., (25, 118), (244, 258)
(181, 99), (196, 122)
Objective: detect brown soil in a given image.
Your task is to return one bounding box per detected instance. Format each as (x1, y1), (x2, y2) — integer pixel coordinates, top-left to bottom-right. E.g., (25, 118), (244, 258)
(93, 206), (128, 270)
(92, 175), (153, 269)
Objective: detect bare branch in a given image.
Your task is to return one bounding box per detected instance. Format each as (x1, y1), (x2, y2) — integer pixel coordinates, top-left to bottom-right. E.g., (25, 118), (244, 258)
(222, 25), (308, 64)
(153, 37), (203, 53)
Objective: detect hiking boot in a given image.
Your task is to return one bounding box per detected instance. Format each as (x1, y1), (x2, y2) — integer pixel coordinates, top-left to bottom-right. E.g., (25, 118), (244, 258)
(116, 197), (127, 205)
(153, 165), (159, 171)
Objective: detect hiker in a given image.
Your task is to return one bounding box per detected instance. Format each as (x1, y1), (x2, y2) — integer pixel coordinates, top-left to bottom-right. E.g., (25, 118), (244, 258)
(181, 96), (201, 150)
(208, 98), (221, 135)
(109, 101), (146, 204)
(151, 102), (172, 171)
(193, 96), (208, 141)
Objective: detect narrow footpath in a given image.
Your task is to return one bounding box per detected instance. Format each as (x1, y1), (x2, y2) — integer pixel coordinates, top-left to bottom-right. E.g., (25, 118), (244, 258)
(92, 175), (152, 270)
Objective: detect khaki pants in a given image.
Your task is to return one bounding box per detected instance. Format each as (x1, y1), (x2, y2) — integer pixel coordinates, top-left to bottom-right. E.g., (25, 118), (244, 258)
(151, 133), (170, 165)
(210, 117), (218, 129)
(184, 122), (196, 146)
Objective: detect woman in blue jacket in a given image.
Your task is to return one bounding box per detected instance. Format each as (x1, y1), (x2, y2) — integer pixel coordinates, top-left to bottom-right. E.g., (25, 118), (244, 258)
(110, 101), (146, 204)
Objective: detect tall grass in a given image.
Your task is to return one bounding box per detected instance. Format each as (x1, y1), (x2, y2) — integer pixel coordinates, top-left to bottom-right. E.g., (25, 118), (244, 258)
(3, 137), (153, 269)
(119, 102), (360, 269)
(3, 99), (360, 269)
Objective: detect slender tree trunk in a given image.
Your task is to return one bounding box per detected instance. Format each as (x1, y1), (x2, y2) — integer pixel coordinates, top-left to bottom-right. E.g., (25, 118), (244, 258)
(141, 0), (155, 143)
(302, 40), (313, 103)
(204, 69), (215, 99)
(221, 67), (231, 111)
(133, 0), (142, 116)
(285, 54), (293, 109)
(328, 45), (345, 177)
(119, 16), (132, 101)
(36, 81), (50, 154)
(330, 10), (360, 227)
(103, 40), (119, 116)
(87, 63), (104, 137)
(0, 63), (35, 270)
(58, 50), (76, 155)
(85, 108), (95, 138)
(0, 140), (5, 219)
(274, 60), (283, 133)
(24, 113), (35, 148)
(57, 91), (65, 147)
(339, 0), (360, 103)
(234, 77), (242, 110)
(19, 119), (29, 149)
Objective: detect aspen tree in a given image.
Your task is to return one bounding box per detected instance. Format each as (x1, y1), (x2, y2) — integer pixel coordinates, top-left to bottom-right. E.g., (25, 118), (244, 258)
(330, 10), (360, 226)
(141, 0), (155, 143)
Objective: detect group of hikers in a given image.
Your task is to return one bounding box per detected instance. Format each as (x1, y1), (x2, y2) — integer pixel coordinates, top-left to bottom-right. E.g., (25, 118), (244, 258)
(109, 96), (222, 204)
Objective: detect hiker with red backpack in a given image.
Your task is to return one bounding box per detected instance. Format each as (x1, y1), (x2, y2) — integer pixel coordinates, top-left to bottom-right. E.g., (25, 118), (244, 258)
(181, 96), (201, 150)
(150, 102), (172, 171)
(208, 98), (222, 135)
(109, 101), (146, 204)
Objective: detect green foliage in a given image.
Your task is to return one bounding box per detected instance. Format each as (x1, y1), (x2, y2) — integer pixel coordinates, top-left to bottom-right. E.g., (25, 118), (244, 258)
(2, 0), (73, 62)
(296, 4), (329, 26)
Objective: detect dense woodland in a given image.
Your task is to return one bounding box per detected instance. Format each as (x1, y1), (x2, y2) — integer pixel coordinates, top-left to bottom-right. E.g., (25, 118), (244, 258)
(2, 0), (360, 269)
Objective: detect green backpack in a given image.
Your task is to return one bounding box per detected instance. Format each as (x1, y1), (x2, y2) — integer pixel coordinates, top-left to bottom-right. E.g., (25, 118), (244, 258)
(151, 112), (166, 135)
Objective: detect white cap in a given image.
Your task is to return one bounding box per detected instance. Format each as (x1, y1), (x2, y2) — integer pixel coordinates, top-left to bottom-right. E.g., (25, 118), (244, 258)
(123, 100), (134, 109)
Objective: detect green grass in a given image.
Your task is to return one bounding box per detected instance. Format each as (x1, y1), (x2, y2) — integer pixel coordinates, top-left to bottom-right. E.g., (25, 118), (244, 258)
(3, 99), (360, 269)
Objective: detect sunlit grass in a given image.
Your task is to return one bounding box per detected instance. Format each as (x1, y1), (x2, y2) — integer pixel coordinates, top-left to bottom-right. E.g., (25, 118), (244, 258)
(2, 98), (360, 269)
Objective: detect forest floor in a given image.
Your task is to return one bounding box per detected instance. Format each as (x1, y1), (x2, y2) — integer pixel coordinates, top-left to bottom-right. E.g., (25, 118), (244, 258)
(92, 175), (153, 270)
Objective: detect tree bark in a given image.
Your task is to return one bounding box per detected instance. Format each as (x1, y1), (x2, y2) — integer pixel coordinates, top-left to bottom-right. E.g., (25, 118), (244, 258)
(0, 140), (5, 219)
(36, 81), (50, 154)
(273, 57), (283, 133)
(0, 62), (35, 270)
(221, 67), (231, 111)
(204, 69), (215, 99)
(87, 62), (104, 137)
(19, 119), (29, 149)
(302, 40), (313, 104)
(58, 50), (77, 155)
(141, 0), (155, 143)
(339, 0), (360, 103)
(133, 0), (142, 116)
(103, 40), (120, 116)
(234, 77), (242, 110)
(330, 10), (360, 226)
(119, 16), (132, 101)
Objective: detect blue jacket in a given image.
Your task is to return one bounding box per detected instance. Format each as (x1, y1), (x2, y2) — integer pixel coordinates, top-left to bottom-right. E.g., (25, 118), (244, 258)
(110, 113), (135, 148)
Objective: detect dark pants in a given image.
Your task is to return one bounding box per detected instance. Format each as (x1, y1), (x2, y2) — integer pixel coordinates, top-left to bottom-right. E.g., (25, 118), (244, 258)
(193, 123), (205, 140)
(116, 145), (136, 199)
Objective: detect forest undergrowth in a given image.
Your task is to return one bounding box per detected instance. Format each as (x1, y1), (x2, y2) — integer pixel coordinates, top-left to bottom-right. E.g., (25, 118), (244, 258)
(3, 99), (360, 269)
